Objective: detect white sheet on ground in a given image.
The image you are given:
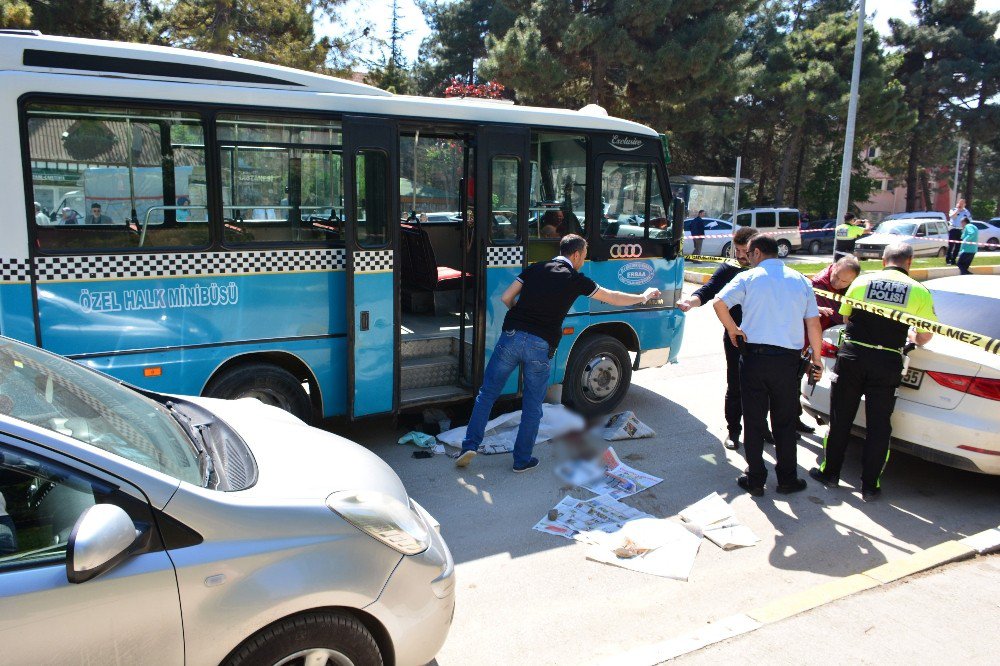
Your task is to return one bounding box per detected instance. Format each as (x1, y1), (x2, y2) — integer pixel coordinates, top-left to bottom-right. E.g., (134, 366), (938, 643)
(437, 403), (585, 454)
(584, 518), (702, 580)
(679, 492), (759, 550)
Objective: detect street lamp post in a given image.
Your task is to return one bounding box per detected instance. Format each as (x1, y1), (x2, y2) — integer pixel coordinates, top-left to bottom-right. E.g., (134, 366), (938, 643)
(833, 0), (866, 260)
(953, 138), (964, 207)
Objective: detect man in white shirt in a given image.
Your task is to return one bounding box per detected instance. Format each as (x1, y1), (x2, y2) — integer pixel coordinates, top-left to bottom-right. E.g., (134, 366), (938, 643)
(713, 235), (824, 496)
(946, 198), (972, 265)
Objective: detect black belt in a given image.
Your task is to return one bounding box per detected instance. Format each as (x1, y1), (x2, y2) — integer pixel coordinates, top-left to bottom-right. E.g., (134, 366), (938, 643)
(745, 343), (800, 356)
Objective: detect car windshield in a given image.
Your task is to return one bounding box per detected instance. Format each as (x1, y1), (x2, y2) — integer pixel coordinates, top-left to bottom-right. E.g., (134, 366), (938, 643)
(927, 290), (1000, 339)
(874, 221), (916, 236)
(0, 340), (202, 486)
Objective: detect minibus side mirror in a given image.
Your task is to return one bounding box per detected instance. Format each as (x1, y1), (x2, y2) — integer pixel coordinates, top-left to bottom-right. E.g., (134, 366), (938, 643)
(665, 196), (685, 260)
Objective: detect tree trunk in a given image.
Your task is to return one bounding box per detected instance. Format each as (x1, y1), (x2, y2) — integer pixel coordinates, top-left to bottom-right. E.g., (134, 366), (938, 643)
(919, 169), (933, 211)
(792, 134), (808, 208)
(774, 124), (803, 206)
(963, 137), (977, 204)
(905, 101), (927, 212)
(756, 130), (775, 206)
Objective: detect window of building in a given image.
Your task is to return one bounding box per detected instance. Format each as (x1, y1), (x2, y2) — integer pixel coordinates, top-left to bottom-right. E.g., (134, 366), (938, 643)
(217, 114), (343, 245)
(26, 103), (209, 251)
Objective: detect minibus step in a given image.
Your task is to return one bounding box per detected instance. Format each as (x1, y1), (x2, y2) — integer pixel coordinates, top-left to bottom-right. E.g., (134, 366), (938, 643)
(401, 354), (459, 390)
(400, 385), (468, 405)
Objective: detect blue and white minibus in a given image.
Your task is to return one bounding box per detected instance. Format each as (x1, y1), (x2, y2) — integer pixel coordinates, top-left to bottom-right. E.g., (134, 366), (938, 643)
(0, 31), (686, 422)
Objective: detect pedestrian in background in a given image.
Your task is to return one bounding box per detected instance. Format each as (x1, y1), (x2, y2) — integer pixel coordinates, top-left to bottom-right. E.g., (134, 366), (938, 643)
(833, 213), (868, 261)
(690, 210), (707, 256)
(676, 226), (769, 450)
(956, 216), (978, 275)
(714, 235), (824, 496)
(810, 243), (936, 502)
(946, 198), (971, 265)
(456, 234), (659, 472)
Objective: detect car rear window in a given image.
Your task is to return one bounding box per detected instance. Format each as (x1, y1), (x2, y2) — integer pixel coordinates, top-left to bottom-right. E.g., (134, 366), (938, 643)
(927, 290), (1000, 339)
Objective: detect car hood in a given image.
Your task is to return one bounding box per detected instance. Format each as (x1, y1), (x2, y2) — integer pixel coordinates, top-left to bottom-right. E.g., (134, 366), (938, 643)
(856, 233), (907, 246)
(186, 396), (409, 503)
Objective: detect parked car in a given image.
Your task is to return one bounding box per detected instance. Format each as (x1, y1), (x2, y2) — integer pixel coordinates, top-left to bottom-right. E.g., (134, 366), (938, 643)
(682, 217), (735, 256)
(853, 218), (950, 259)
(801, 219), (837, 255)
(731, 207), (802, 257)
(801, 275), (1000, 475)
(882, 210), (947, 222)
(972, 220), (999, 251)
(0, 336), (454, 665)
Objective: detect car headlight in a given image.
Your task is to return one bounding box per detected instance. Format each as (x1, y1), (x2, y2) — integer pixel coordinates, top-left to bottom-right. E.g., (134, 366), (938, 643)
(326, 490), (430, 555)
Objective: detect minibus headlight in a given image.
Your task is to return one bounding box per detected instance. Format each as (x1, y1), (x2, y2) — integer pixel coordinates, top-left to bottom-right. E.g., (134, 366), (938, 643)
(326, 490), (430, 555)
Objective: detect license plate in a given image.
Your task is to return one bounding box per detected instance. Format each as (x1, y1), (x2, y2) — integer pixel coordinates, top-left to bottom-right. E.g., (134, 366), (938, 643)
(901, 368), (924, 389)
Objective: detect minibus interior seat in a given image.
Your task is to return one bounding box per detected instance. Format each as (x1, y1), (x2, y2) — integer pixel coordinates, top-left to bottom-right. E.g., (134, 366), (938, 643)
(399, 222), (469, 315)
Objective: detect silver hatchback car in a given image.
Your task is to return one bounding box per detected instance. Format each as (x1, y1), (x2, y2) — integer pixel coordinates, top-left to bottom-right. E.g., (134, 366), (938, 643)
(0, 337), (454, 665)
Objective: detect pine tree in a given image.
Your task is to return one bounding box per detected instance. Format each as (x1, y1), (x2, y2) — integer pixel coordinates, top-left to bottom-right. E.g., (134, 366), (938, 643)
(19, 0), (159, 41)
(364, 0), (417, 94)
(161, 0), (343, 71)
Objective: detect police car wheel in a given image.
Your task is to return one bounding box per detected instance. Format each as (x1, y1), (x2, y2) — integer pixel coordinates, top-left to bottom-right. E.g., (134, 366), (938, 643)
(720, 242), (732, 258)
(777, 240), (792, 258)
(205, 363), (314, 423)
(808, 240), (822, 255)
(937, 247), (947, 258)
(563, 335), (632, 417)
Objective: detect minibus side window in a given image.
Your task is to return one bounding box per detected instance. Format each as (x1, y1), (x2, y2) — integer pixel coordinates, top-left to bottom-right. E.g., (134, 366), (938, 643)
(490, 156), (521, 243)
(25, 103), (209, 251)
(356, 150), (389, 248)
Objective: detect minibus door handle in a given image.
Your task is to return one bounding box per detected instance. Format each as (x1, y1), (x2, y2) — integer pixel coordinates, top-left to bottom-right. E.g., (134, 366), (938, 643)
(360, 311), (370, 331)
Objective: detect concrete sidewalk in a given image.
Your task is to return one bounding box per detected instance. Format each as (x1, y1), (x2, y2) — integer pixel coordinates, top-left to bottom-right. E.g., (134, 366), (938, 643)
(677, 555), (1000, 664)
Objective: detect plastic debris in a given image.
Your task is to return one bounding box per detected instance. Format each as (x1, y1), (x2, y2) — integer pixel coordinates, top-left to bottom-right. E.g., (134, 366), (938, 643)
(397, 431), (437, 448)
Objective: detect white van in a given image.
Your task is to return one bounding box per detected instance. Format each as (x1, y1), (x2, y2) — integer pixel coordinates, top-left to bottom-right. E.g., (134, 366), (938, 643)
(732, 207), (802, 257)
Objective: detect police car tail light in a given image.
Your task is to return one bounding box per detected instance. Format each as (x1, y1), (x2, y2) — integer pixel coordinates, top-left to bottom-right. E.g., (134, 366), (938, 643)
(968, 377), (1000, 402)
(926, 371), (972, 393)
(820, 340), (839, 359)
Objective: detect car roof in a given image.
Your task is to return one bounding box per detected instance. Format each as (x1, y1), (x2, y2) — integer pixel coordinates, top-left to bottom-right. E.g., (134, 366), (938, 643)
(924, 274), (1000, 299)
(883, 211), (946, 220)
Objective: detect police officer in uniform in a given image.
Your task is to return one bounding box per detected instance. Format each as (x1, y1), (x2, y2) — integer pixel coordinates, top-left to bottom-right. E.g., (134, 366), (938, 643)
(714, 235), (824, 496)
(833, 213), (869, 260)
(810, 242), (936, 502)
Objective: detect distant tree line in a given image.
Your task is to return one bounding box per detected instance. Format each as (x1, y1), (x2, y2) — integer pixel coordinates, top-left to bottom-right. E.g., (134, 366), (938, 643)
(2, 0), (997, 217)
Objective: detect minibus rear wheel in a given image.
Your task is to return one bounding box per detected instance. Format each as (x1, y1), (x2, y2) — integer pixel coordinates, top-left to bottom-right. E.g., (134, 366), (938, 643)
(562, 334), (632, 417)
(206, 363), (313, 423)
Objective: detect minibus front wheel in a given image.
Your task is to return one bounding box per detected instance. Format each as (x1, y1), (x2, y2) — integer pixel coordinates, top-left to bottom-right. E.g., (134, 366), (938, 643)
(562, 334), (632, 417)
(205, 362), (313, 423)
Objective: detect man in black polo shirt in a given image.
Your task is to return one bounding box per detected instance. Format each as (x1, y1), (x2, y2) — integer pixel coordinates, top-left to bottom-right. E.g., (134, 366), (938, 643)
(456, 234), (661, 472)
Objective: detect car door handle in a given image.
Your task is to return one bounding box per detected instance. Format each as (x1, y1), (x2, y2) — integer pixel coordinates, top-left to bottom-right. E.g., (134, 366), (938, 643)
(360, 311), (370, 331)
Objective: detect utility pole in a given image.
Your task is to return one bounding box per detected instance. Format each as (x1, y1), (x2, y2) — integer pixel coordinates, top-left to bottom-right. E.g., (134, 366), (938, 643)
(833, 0), (865, 260)
(952, 138), (964, 207)
(732, 157), (742, 259)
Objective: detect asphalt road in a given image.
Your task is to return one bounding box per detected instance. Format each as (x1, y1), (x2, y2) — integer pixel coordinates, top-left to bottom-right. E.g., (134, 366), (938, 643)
(333, 282), (1000, 665)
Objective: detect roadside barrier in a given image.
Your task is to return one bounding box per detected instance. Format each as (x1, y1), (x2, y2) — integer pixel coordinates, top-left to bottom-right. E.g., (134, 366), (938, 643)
(683, 255), (1000, 356)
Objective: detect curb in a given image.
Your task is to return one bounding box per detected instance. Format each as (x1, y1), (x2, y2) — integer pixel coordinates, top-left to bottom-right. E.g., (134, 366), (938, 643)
(596, 525), (1000, 666)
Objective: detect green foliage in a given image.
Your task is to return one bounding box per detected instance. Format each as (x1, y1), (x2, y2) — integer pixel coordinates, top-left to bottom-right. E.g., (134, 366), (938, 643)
(802, 152), (877, 219)
(971, 199), (996, 221)
(23, 0), (159, 41)
(0, 0), (32, 28)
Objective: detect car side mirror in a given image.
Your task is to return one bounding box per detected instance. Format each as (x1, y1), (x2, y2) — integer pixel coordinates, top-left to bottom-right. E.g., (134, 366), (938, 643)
(67, 504), (142, 584)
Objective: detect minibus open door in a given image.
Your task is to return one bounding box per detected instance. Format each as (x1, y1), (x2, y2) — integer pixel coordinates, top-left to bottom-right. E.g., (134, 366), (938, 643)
(474, 125), (530, 394)
(344, 116), (400, 419)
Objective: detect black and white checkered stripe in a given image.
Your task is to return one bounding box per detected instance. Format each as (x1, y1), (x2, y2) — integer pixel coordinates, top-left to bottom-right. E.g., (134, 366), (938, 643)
(487, 245), (523, 268)
(30, 249), (346, 282)
(0, 258), (31, 283)
(353, 250), (393, 273)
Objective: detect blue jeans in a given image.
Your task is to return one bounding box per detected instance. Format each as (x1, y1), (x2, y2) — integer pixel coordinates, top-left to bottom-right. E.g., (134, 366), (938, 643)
(461, 330), (552, 466)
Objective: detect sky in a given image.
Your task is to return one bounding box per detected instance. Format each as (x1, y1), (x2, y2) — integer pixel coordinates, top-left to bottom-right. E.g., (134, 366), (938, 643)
(320, 0), (1000, 67)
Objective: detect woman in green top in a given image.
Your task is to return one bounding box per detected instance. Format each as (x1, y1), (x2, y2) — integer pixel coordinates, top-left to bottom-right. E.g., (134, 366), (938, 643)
(957, 217), (979, 275)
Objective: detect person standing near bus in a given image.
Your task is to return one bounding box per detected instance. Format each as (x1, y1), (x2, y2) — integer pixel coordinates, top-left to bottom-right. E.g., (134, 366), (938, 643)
(690, 210), (707, 256)
(455, 234), (660, 472)
(713, 235), (824, 496)
(676, 226), (762, 450)
(946, 198), (971, 265)
(956, 215), (978, 275)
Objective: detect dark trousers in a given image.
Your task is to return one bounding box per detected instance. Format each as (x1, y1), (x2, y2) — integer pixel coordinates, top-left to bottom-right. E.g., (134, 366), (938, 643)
(693, 238), (704, 255)
(740, 350), (801, 487)
(957, 251), (975, 275)
(821, 345), (902, 491)
(946, 228), (962, 264)
(723, 335), (742, 437)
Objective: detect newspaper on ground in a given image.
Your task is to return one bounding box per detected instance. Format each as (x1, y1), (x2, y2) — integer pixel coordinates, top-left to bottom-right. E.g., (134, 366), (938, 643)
(583, 518), (702, 580)
(679, 492), (760, 550)
(532, 494), (653, 540)
(599, 411), (656, 441)
(437, 403), (585, 455)
(569, 447), (662, 500)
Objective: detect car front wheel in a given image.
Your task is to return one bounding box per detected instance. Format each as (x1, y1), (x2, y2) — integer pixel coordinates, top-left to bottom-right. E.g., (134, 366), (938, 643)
(777, 240), (792, 258)
(222, 612), (383, 666)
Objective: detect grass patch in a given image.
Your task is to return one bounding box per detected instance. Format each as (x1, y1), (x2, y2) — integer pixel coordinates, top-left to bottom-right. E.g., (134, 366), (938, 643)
(685, 254), (1000, 276)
